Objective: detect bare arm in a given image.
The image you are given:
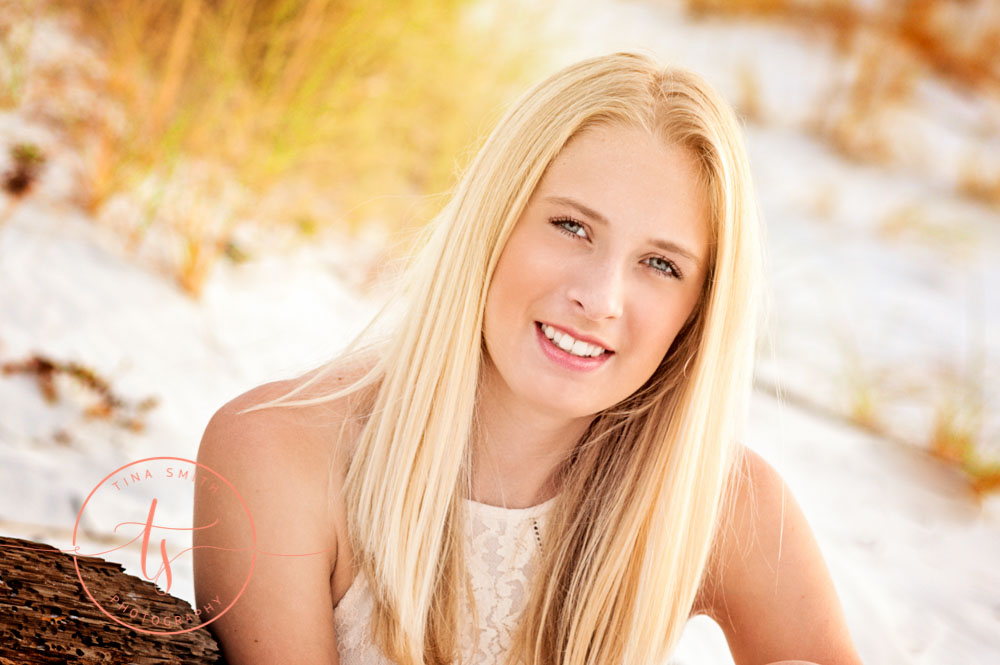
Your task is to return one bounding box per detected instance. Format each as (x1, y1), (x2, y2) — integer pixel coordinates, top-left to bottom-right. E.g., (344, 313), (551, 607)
(697, 448), (863, 665)
(193, 384), (341, 664)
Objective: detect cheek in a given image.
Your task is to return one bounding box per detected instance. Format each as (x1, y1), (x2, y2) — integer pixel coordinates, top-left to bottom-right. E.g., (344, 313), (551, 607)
(488, 235), (549, 312)
(484, 267), (516, 325)
(636, 290), (701, 360)
(483, 250), (531, 344)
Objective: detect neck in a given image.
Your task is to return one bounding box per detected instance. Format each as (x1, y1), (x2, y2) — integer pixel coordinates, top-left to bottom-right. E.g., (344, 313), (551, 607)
(469, 361), (594, 509)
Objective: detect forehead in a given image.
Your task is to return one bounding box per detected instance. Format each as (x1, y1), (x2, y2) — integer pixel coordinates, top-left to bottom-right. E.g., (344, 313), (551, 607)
(533, 124), (710, 251)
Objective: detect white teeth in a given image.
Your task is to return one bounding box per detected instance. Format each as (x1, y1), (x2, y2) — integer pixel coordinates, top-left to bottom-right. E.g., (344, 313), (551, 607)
(540, 324), (607, 358)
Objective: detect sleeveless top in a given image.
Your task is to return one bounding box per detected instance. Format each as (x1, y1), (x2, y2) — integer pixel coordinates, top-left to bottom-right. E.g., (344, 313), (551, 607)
(333, 494), (559, 664)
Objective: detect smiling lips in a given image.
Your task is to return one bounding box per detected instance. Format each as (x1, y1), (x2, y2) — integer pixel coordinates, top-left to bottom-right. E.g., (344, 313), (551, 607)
(535, 321), (614, 371)
(538, 322), (610, 357)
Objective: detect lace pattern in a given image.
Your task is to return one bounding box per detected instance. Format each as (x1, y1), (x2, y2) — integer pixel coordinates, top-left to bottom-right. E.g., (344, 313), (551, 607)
(333, 496), (557, 665)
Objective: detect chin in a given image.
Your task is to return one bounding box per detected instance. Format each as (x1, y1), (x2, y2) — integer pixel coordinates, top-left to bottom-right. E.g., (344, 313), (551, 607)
(531, 392), (603, 420)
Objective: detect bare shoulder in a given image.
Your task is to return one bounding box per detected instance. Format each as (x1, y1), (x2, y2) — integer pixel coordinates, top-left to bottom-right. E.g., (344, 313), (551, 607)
(693, 446), (863, 665)
(199, 365), (365, 539)
(193, 360), (372, 664)
(205, 362), (370, 477)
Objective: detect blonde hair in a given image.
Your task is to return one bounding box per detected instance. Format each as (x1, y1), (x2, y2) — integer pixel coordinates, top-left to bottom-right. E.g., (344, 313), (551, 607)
(242, 51), (764, 665)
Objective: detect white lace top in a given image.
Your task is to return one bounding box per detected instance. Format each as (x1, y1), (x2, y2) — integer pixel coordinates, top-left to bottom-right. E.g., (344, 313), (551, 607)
(333, 495), (559, 664)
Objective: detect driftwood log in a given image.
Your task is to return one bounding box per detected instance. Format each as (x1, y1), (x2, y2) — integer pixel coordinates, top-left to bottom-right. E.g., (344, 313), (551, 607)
(0, 535), (225, 664)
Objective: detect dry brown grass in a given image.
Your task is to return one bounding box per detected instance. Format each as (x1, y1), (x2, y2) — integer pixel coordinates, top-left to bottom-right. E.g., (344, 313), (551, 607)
(830, 307), (1000, 495)
(1, 352), (159, 433)
(831, 325), (890, 436)
(2, 142), (44, 198)
(839, 354), (885, 435)
(685, 0), (1000, 201)
(30, 0), (543, 296)
(928, 378), (999, 498)
(876, 203), (980, 254)
(685, 0), (1000, 93)
(0, 0), (35, 109)
(823, 29), (919, 166)
(736, 64), (764, 123)
(958, 153), (1000, 207)
(837, 358), (1000, 497)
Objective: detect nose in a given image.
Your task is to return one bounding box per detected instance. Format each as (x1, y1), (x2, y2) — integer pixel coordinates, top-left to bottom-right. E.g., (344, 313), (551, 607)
(565, 258), (625, 321)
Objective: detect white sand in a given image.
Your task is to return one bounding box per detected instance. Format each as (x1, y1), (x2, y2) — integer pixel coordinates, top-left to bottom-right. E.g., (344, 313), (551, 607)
(1, 1), (998, 663)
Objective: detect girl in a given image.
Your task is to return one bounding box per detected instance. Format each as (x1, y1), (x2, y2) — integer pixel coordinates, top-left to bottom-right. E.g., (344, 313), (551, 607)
(194, 51), (863, 665)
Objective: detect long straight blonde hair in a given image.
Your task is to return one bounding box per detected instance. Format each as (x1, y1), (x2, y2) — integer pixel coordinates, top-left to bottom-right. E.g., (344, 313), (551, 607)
(243, 51), (764, 665)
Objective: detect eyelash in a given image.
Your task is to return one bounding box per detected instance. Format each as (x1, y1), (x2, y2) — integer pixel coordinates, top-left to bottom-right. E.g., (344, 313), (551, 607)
(549, 216), (684, 280)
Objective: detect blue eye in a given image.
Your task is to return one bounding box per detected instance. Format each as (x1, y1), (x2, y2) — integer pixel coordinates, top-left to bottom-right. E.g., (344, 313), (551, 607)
(644, 256), (682, 279)
(551, 217), (588, 239)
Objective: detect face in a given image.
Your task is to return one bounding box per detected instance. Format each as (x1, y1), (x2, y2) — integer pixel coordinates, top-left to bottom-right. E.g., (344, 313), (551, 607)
(481, 123), (711, 421)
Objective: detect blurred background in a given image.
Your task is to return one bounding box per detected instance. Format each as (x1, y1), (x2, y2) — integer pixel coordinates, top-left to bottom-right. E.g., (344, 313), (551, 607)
(1, 0), (998, 662)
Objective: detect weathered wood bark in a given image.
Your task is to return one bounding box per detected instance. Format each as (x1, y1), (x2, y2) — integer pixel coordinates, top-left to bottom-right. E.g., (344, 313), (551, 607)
(0, 535), (225, 664)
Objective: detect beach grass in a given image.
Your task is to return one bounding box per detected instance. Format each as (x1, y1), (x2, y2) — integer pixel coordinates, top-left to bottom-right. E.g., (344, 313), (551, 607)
(834, 319), (1000, 496)
(685, 0), (1000, 94)
(929, 402), (1000, 497)
(0, 1), (34, 110)
(686, 0), (1000, 206)
(42, 0), (542, 295)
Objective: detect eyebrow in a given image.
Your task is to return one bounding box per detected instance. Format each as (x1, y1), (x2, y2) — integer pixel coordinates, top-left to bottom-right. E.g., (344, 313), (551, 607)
(543, 195), (703, 267)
